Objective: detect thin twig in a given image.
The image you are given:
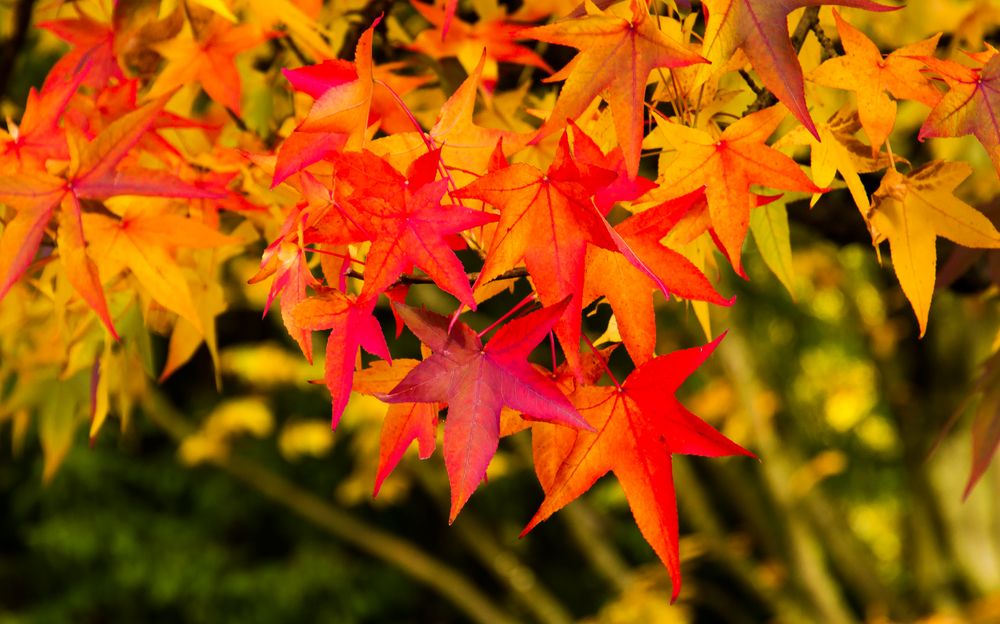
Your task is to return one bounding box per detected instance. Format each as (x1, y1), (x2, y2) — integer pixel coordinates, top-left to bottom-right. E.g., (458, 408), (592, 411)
(738, 69), (764, 96)
(813, 22), (837, 61)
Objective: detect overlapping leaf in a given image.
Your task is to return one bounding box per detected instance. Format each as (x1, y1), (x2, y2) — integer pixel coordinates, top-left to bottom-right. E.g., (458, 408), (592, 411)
(523, 335), (753, 601)
(869, 161), (1000, 336)
(698, 0), (897, 137)
(649, 105), (823, 275)
(378, 299), (592, 521)
(525, 0), (704, 178)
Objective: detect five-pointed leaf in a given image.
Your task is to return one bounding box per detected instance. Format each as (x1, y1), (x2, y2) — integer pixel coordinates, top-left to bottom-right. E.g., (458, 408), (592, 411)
(333, 149), (498, 308)
(650, 105), (824, 275)
(454, 133), (620, 372)
(378, 298), (593, 521)
(523, 335), (753, 601)
(811, 10), (941, 154)
(525, 0), (705, 178)
(148, 15), (270, 114)
(869, 161), (1000, 336)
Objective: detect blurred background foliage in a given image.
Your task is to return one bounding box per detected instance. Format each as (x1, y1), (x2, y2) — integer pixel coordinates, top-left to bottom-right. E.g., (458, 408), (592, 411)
(2, 1), (1000, 623)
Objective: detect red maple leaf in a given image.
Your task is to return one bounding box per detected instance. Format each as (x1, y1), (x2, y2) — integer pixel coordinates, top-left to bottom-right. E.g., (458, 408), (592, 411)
(455, 131), (667, 373)
(331, 149), (498, 308)
(378, 298), (594, 521)
(293, 288), (391, 429)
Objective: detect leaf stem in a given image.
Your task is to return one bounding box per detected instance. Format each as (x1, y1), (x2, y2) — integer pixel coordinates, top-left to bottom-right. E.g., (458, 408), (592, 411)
(581, 333), (622, 391)
(477, 292), (536, 339)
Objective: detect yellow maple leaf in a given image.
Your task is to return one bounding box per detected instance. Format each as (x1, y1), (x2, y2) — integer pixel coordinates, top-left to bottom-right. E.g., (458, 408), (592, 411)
(869, 161), (1000, 336)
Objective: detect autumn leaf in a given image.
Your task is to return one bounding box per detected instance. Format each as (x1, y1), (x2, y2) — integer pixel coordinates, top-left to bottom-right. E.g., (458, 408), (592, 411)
(331, 149), (498, 308)
(810, 10), (941, 154)
(698, 0), (897, 137)
(354, 359), (439, 497)
(918, 50), (1000, 178)
(248, 170), (370, 361)
(453, 132), (625, 372)
(524, 0), (704, 178)
(523, 335), (753, 601)
(378, 298), (593, 521)
(868, 161), (1000, 336)
(0, 96), (219, 337)
(147, 12), (271, 114)
(584, 189), (732, 365)
(272, 18), (379, 186)
(80, 208), (237, 332)
(529, 345), (618, 493)
(292, 289), (391, 428)
(775, 105), (895, 217)
(649, 105), (823, 275)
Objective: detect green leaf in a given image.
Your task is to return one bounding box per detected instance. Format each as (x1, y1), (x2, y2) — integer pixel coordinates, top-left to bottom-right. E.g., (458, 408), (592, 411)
(750, 199), (796, 297)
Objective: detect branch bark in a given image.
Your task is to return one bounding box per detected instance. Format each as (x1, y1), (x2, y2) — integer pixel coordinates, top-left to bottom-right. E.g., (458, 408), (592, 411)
(143, 391), (519, 624)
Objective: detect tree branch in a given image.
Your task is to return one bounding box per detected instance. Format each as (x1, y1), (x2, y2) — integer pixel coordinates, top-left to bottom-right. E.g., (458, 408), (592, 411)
(142, 391), (519, 624)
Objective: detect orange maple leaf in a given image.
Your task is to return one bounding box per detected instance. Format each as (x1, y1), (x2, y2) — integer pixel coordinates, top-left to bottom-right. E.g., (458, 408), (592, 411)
(524, 0), (704, 178)
(584, 190), (732, 366)
(454, 133), (631, 373)
(147, 14), (271, 114)
(523, 336), (753, 601)
(649, 105), (823, 275)
(810, 10), (941, 154)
